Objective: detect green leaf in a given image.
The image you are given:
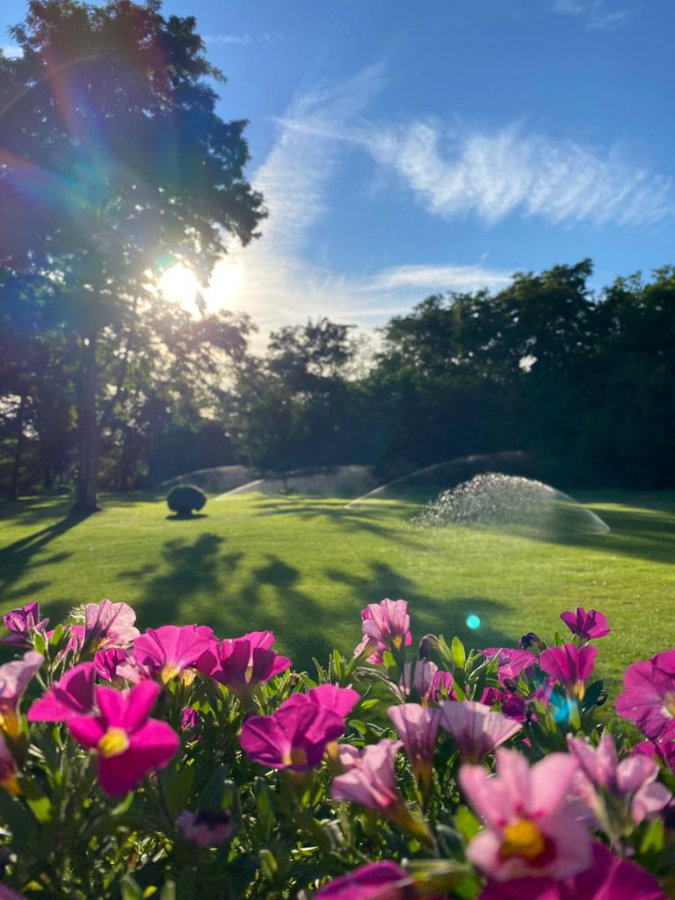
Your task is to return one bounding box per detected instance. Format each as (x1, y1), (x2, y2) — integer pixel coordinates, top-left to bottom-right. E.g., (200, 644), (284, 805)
(451, 636), (466, 668)
(454, 805), (481, 842)
(640, 817), (665, 855)
(360, 699), (379, 710)
(164, 765), (194, 818)
(120, 876), (143, 900)
(159, 881), (176, 900)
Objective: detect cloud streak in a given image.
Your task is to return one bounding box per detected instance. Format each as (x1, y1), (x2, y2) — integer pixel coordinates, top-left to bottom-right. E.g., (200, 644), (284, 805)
(551, 0), (630, 30)
(362, 122), (673, 227)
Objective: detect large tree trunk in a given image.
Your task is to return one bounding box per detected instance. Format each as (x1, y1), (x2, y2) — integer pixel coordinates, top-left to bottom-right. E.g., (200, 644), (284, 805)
(7, 391), (26, 501)
(73, 334), (100, 513)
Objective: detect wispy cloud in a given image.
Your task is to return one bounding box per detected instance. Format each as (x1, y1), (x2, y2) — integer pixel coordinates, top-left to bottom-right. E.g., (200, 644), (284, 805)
(551, 0), (630, 30)
(204, 33), (281, 46)
(206, 67), (510, 337)
(362, 122), (673, 227)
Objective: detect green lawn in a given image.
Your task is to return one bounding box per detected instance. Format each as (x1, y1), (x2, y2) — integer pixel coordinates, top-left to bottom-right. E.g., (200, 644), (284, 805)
(0, 490), (674, 695)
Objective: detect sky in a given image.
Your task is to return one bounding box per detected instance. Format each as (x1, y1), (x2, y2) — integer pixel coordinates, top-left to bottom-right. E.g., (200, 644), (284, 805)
(2, 0), (675, 336)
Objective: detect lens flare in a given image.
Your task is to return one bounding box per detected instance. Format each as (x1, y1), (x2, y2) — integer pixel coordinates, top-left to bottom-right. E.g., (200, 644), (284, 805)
(159, 264), (199, 311)
(466, 614), (481, 630)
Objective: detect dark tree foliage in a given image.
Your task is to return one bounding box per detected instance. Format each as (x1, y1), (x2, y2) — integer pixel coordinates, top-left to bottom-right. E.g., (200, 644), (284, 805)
(0, 0), (264, 510)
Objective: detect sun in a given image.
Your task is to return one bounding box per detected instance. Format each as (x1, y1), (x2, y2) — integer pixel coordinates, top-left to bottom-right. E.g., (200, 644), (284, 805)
(158, 264), (200, 311)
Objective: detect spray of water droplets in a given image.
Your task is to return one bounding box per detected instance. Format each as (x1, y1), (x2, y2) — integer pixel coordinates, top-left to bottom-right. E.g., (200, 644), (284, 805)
(413, 473), (609, 536)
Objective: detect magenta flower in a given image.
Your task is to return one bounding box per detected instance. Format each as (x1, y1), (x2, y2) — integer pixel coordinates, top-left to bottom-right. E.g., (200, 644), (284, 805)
(540, 644), (597, 699)
(479, 841), (667, 899)
(387, 703), (440, 792)
(281, 684), (360, 719)
(240, 702), (344, 770)
(355, 599), (412, 664)
(181, 706), (201, 732)
(432, 669), (456, 701)
(82, 599), (140, 651)
(440, 700), (522, 762)
(27, 662), (95, 722)
(567, 734), (671, 826)
(94, 648), (129, 683)
(0, 651), (44, 737)
(3, 602), (49, 647)
(67, 681), (179, 795)
(196, 633), (291, 699)
(176, 809), (234, 847)
(459, 748), (591, 880)
(482, 647), (537, 681)
(133, 625), (214, 684)
(316, 861), (412, 899)
(560, 607), (611, 641)
(0, 732), (19, 796)
(615, 650), (675, 740)
(633, 722), (675, 772)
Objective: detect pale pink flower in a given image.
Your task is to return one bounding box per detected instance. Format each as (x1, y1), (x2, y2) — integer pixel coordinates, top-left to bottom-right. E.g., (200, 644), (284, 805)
(459, 748), (591, 881)
(3, 602), (49, 647)
(0, 651), (44, 737)
(568, 734), (671, 826)
(615, 651), (675, 741)
(387, 703), (440, 792)
(355, 599), (412, 664)
(83, 600), (140, 651)
(397, 660), (438, 704)
(440, 700), (522, 762)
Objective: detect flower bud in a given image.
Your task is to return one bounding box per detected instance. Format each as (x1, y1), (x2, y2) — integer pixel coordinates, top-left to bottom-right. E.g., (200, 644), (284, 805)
(520, 632), (546, 654)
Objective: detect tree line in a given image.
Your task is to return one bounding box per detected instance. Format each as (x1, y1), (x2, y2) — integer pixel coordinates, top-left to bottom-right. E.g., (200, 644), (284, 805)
(3, 257), (675, 500)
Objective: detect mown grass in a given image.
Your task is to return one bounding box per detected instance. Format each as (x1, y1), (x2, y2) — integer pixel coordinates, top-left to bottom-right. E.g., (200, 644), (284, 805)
(0, 490), (673, 697)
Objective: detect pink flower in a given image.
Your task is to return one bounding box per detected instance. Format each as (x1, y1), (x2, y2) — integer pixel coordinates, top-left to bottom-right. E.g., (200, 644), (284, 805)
(540, 644), (597, 699)
(67, 681), (179, 795)
(3, 602), (49, 647)
(560, 608), (611, 641)
(440, 700), (522, 762)
(355, 599), (412, 664)
(196, 633), (291, 699)
(27, 662), (95, 722)
(83, 600), (140, 651)
(94, 648), (129, 682)
(387, 703), (440, 792)
(482, 647), (537, 681)
(633, 723), (675, 772)
(181, 706), (201, 731)
(0, 732), (19, 796)
(615, 650), (675, 740)
(0, 651), (44, 736)
(459, 748), (591, 881)
(432, 669), (455, 701)
(479, 841), (667, 899)
(397, 660), (438, 704)
(567, 734), (671, 826)
(240, 702), (344, 770)
(281, 684), (360, 719)
(0, 882), (24, 899)
(176, 809), (234, 847)
(316, 861), (413, 899)
(133, 625), (214, 684)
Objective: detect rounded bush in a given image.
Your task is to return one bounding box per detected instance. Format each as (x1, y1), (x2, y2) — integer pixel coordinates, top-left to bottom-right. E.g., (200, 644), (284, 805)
(166, 484), (207, 516)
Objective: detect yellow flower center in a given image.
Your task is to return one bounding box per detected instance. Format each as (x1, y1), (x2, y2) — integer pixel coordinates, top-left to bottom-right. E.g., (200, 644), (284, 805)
(97, 727), (130, 758)
(500, 819), (546, 861)
(1, 773), (20, 797)
(572, 680), (586, 701)
(180, 668), (196, 688)
(160, 663), (181, 684)
(0, 709), (20, 739)
(393, 635), (403, 649)
(282, 746), (308, 768)
(664, 692), (675, 718)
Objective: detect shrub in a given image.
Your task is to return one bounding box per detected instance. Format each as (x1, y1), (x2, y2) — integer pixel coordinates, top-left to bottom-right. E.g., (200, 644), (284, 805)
(167, 484), (207, 516)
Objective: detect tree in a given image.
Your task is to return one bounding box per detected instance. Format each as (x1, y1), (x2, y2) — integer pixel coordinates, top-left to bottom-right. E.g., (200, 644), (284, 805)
(0, 0), (264, 511)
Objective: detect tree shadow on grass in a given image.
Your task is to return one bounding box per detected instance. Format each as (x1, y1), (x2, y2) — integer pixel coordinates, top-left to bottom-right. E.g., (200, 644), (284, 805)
(0, 510), (91, 604)
(121, 533), (244, 630)
(249, 497), (423, 547)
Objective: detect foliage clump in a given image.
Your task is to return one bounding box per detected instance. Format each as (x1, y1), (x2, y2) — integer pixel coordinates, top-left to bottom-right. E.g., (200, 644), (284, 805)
(167, 484), (207, 517)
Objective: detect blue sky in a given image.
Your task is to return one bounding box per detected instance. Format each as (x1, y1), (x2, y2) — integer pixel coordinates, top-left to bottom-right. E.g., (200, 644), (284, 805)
(2, 0), (674, 334)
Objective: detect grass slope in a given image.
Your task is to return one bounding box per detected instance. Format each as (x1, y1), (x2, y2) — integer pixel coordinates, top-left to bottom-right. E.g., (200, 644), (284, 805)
(1, 491), (674, 693)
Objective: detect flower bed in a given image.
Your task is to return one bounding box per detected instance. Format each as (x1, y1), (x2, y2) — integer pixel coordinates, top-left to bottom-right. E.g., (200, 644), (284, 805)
(0, 598), (671, 898)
